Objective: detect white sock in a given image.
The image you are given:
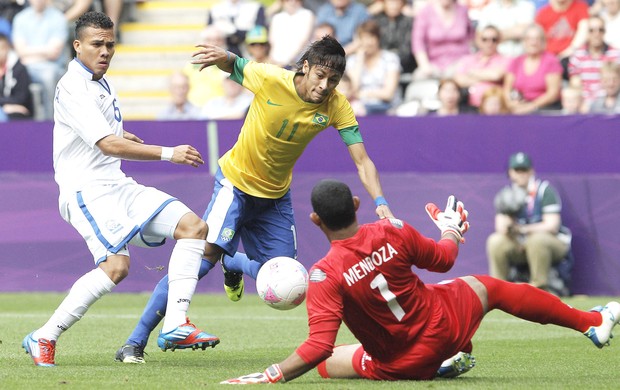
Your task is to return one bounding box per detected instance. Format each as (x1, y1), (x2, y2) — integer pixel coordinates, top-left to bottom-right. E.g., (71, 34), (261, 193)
(33, 268), (115, 341)
(161, 238), (205, 333)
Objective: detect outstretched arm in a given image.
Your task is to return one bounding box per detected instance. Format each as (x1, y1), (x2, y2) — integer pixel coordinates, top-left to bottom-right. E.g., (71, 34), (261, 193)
(347, 142), (394, 219)
(96, 134), (204, 167)
(425, 195), (469, 244)
(220, 352), (312, 384)
(191, 43), (236, 73)
(222, 270), (345, 384)
(221, 314), (344, 384)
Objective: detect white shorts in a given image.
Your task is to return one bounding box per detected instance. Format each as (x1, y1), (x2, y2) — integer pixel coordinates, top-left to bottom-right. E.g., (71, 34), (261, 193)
(60, 177), (192, 264)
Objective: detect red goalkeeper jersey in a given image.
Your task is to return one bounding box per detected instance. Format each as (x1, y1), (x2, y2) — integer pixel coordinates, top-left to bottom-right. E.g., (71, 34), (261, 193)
(295, 218), (459, 365)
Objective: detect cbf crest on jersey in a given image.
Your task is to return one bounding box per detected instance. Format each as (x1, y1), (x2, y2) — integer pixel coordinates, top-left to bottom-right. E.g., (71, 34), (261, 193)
(312, 113), (328, 128)
(220, 228), (235, 242)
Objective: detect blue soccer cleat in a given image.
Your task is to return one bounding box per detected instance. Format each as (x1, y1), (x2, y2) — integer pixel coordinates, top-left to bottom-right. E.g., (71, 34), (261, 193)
(22, 332), (56, 367)
(157, 319), (220, 352)
(436, 352), (476, 379)
(584, 301), (620, 348)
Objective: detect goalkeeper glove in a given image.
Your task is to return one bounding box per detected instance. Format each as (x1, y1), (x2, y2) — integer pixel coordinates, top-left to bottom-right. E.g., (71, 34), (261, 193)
(425, 195), (470, 243)
(220, 364), (284, 384)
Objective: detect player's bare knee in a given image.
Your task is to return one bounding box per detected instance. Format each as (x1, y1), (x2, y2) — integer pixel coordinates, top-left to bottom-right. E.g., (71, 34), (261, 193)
(324, 344), (362, 379)
(175, 213), (207, 240)
(99, 255), (130, 283)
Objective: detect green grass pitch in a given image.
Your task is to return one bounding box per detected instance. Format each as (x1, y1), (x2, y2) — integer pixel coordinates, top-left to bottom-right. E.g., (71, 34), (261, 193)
(2, 293), (620, 389)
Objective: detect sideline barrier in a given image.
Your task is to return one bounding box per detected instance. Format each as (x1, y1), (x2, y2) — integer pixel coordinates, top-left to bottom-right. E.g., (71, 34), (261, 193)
(1, 115), (619, 294)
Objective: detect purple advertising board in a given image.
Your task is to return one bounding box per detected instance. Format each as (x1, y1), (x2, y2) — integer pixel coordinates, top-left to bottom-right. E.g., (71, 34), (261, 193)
(1, 115), (619, 295)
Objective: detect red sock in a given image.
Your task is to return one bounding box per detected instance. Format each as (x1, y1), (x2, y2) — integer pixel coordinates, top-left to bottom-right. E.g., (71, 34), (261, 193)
(475, 275), (601, 333)
(316, 360), (329, 378)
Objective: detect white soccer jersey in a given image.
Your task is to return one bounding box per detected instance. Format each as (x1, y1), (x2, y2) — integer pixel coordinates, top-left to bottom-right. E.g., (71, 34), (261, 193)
(53, 59), (125, 199)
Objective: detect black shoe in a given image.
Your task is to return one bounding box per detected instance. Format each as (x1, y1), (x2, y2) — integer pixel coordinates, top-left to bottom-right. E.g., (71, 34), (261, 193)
(222, 261), (244, 302)
(115, 344), (146, 364)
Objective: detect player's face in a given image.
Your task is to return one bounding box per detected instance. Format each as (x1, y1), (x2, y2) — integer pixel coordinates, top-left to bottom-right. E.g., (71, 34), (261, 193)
(73, 27), (115, 81)
(300, 62), (342, 103)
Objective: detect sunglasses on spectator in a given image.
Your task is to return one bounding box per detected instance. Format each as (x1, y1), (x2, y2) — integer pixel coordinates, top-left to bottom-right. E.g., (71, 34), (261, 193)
(589, 27), (606, 33)
(481, 36), (499, 43)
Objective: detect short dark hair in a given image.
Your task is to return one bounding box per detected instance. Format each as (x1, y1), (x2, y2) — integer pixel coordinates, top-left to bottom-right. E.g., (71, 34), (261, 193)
(296, 35), (346, 75)
(75, 11), (114, 40)
(311, 179), (356, 231)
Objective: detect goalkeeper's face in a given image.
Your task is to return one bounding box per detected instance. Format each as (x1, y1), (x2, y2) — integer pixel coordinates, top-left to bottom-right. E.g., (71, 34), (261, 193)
(508, 168), (533, 188)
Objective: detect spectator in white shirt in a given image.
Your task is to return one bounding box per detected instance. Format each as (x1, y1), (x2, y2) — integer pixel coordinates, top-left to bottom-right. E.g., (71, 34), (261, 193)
(269, 0), (314, 68)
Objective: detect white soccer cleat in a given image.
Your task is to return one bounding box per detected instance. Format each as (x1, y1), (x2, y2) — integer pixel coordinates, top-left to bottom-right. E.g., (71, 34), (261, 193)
(436, 351), (476, 378)
(584, 301), (620, 348)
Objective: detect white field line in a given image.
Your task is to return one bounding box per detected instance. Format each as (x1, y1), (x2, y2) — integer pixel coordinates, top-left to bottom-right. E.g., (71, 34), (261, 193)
(1, 313), (527, 324)
(0, 312), (306, 321)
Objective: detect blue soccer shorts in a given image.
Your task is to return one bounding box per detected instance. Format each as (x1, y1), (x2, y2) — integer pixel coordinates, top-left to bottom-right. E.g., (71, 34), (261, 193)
(202, 168), (297, 264)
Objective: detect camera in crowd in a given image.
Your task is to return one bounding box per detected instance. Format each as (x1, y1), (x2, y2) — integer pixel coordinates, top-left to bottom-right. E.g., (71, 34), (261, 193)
(494, 185), (527, 217)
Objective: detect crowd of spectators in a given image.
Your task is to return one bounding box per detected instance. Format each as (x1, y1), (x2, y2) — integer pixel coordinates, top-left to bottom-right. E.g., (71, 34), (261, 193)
(168, 0), (620, 119)
(0, 0), (129, 120)
(0, 32), (34, 120)
(2, 0), (620, 120)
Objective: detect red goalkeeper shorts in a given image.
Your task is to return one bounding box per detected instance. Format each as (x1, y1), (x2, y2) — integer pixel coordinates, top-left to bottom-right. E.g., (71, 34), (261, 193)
(349, 278), (484, 380)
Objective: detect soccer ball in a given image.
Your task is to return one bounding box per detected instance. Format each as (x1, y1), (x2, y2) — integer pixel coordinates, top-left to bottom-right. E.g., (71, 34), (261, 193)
(256, 256), (309, 310)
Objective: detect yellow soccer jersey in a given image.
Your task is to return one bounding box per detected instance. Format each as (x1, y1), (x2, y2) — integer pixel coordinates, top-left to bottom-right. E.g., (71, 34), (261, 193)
(220, 58), (360, 199)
